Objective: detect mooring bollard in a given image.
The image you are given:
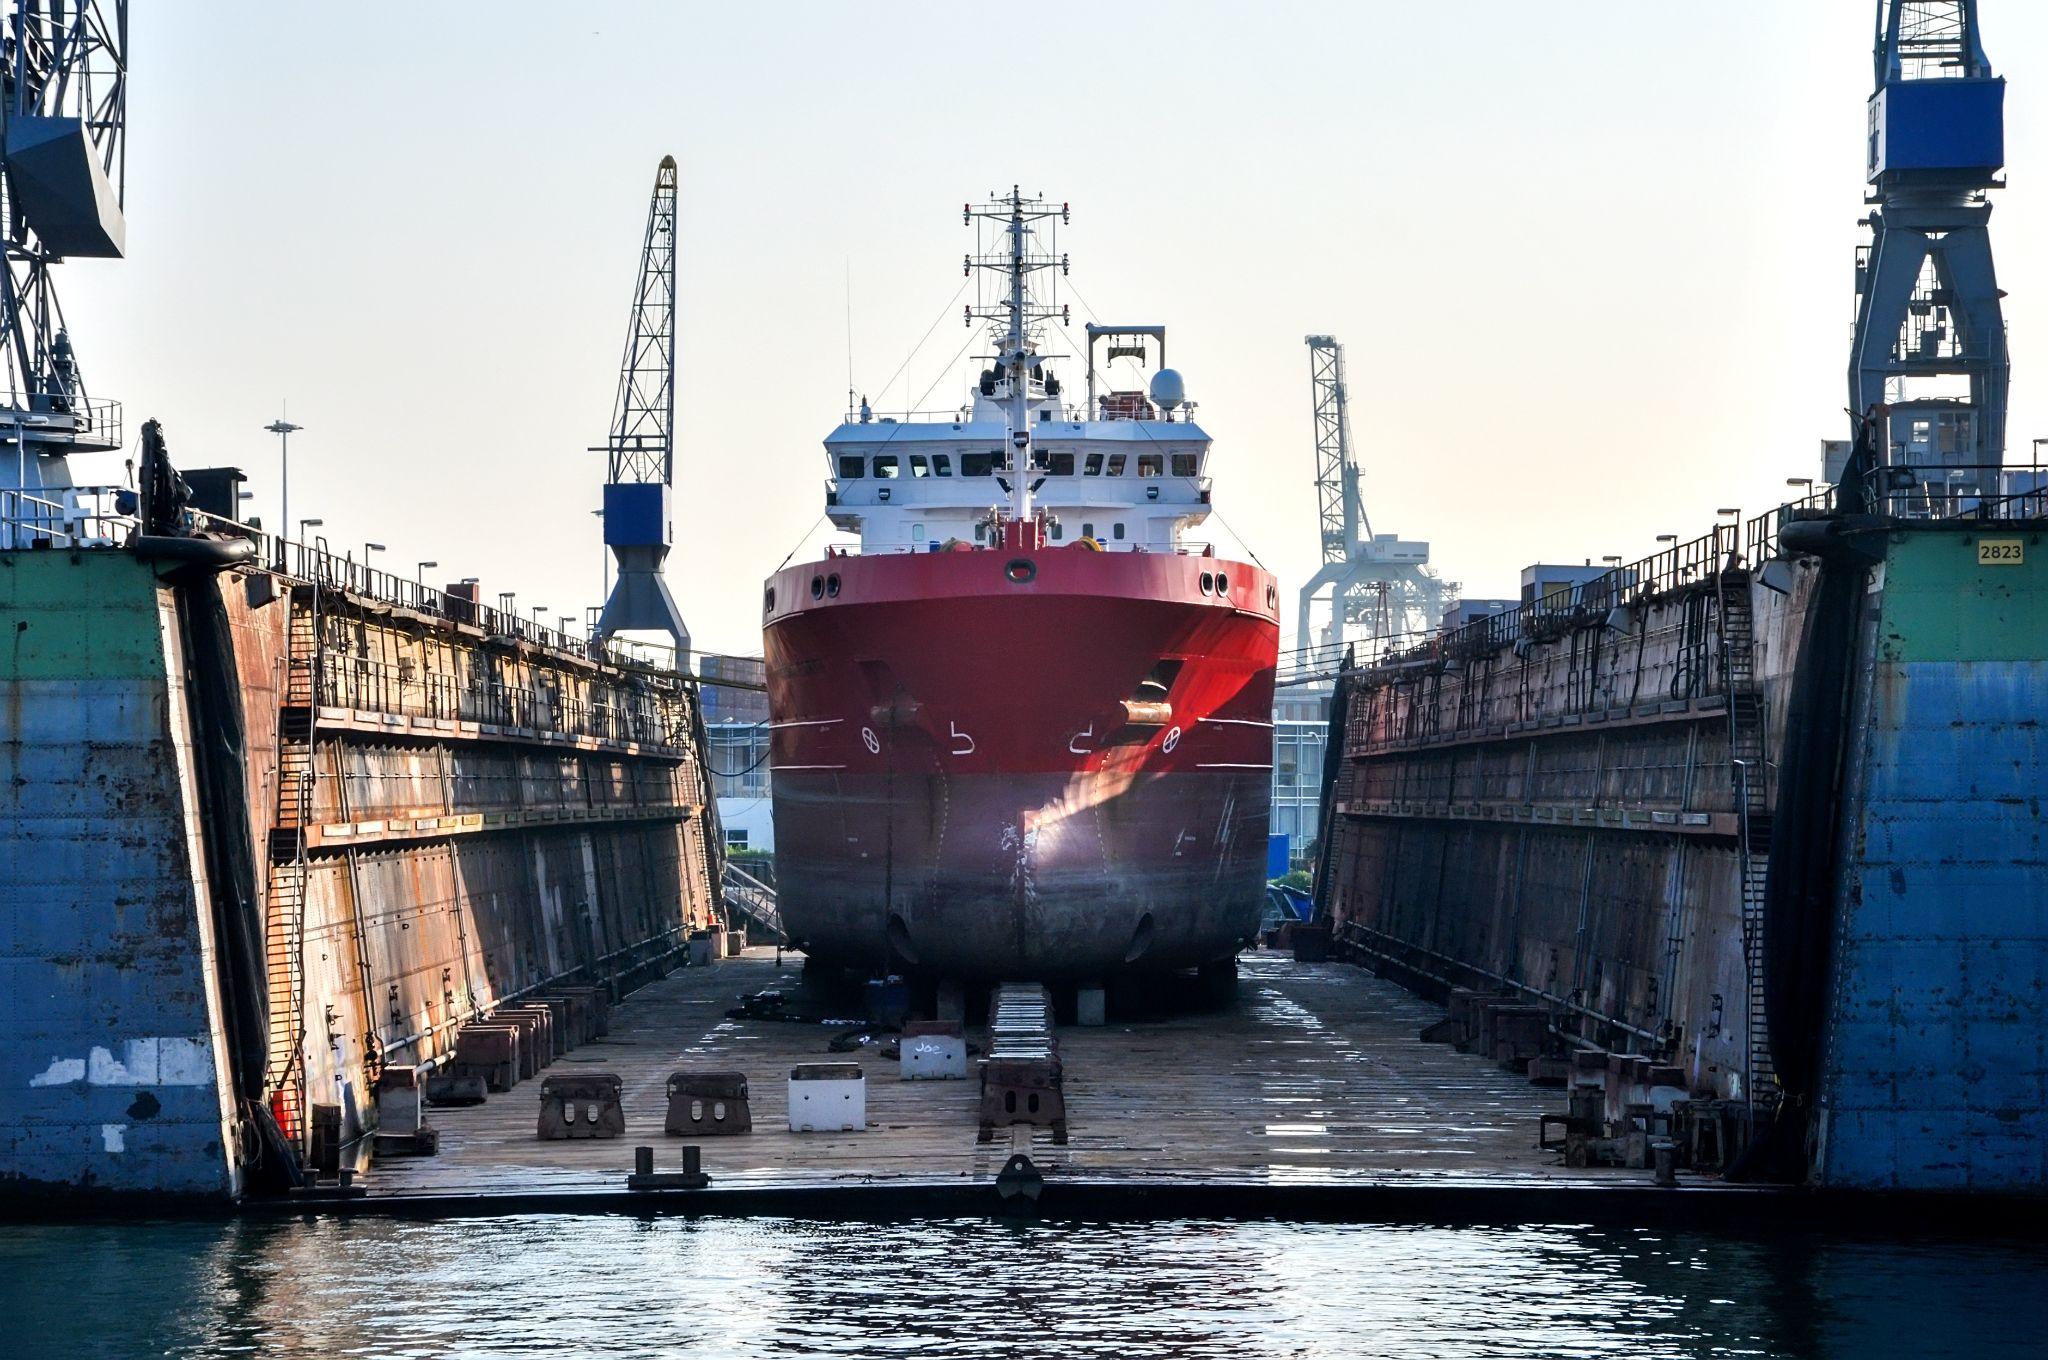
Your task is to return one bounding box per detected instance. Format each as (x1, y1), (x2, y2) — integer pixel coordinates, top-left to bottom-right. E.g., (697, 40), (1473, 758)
(635, 1145), (654, 1178)
(1652, 1138), (1678, 1187)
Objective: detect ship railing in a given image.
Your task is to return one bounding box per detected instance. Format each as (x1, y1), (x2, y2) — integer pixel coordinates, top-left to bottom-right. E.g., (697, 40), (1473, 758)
(0, 484), (128, 550)
(1417, 521), (1743, 670)
(1861, 460), (2048, 523)
(817, 538), (1219, 557)
(173, 509), (607, 660)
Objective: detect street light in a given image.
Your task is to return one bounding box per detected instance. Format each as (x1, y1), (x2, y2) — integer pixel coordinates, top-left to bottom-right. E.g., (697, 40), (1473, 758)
(365, 541), (386, 562)
(1655, 534), (1678, 544)
(1786, 477), (1814, 493)
(264, 414), (303, 533)
(298, 517), (323, 541)
(418, 560), (439, 580)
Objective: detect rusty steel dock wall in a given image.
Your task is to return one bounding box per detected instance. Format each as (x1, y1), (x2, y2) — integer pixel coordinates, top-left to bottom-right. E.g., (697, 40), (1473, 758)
(240, 572), (721, 1162)
(1320, 560), (1819, 1104)
(1, 548), (721, 1201)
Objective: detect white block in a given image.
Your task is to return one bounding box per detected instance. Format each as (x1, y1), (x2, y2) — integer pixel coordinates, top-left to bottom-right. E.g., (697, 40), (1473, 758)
(788, 1062), (866, 1132)
(900, 1033), (968, 1081)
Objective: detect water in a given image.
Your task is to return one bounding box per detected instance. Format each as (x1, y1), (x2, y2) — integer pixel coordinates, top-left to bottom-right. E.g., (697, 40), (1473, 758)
(6, 1216), (2045, 1359)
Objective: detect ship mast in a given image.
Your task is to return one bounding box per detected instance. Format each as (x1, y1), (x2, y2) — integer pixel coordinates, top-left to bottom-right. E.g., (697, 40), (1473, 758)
(965, 187), (1069, 526)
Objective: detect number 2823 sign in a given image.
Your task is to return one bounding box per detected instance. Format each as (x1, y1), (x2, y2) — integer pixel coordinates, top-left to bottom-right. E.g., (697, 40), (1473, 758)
(1977, 538), (2025, 566)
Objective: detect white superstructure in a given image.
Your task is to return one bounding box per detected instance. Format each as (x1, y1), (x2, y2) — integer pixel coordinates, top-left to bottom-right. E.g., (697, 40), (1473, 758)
(825, 335), (1214, 554)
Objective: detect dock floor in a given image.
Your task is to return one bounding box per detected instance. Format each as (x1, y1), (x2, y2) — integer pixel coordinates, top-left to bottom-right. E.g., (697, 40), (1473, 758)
(361, 949), (1628, 1202)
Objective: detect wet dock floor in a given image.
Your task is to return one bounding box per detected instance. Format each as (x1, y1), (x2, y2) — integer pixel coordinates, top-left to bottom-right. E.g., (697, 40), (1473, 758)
(360, 950), (1643, 1201)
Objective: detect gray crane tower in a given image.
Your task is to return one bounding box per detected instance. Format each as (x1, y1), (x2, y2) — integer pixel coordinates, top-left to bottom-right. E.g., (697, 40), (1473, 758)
(594, 155), (692, 665)
(1849, 0), (2007, 494)
(1295, 335), (1446, 662)
(0, 0), (126, 500)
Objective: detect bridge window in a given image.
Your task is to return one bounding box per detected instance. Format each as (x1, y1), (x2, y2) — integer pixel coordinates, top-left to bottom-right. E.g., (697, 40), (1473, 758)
(1137, 453), (1163, 478)
(962, 452), (994, 477)
(1084, 453), (1103, 475)
(932, 454), (953, 476)
(1170, 453), (1199, 478)
(1106, 454), (1127, 477)
(837, 456), (864, 479)
(910, 455), (930, 477)
(1050, 522), (1064, 540)
(1082, 522), (1095, 540)
(875, 454), (900, 479)
(1048, 452), (1075, 476)
(1113, 522), (1126, 540)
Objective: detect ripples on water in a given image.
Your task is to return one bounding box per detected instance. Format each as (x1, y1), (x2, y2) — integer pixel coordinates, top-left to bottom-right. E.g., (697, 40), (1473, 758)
(6, 1215), (2046, 1359)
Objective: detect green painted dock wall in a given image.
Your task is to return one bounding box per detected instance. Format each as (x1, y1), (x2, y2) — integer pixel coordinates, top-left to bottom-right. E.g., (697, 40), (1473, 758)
(0, 550), (240, 1199)
(1816, 526), (2048, 1190)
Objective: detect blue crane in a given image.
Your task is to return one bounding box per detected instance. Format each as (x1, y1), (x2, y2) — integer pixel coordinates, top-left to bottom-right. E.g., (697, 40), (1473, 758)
(1849, 1), (2007, 496)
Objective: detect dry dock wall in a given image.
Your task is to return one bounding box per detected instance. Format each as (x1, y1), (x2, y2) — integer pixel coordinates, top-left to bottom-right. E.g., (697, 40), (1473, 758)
(0, 547), (720, 1200)
(1320, 545), (1798, 1102)
(1816, 528), (2048, 1189)
(0, 553), (243, 1197)
(1320, 519), (2048, 1191)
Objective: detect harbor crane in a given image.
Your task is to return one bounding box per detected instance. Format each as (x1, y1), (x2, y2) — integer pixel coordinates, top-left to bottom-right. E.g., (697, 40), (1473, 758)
(1850, 0), (2007, 489)
(1295, 335), (1446, 662)
(593, 155), (692, 665)
(0, 0), (127, 496)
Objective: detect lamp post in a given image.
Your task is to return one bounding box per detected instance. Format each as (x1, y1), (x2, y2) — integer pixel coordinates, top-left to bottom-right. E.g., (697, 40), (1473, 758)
(298, 516), (323, 539)
(264, 415), (302, 534)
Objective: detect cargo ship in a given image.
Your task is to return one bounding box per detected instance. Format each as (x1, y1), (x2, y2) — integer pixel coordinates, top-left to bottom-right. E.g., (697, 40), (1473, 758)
(763, 190), (1279, 981)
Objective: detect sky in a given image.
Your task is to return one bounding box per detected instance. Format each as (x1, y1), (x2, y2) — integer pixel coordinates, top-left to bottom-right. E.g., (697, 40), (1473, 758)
(55, 0), (2048, 658)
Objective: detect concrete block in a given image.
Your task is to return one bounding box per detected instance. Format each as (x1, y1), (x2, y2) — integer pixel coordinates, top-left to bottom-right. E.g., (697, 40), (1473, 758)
(1075, 985), (1107, 1028)
(789, 1062), (865, 1132)
(900, 1022), (967, 1080)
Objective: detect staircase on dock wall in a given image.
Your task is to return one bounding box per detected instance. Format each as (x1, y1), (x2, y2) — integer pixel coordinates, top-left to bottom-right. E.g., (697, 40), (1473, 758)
(262, 586), (319, 1146)
(1717, 565), (1776, 1099)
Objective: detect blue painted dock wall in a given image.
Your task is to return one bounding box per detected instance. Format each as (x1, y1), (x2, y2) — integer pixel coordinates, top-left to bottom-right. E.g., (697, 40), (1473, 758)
(1815, 526), (2048, 1190)
(0, 551), (241, 1199)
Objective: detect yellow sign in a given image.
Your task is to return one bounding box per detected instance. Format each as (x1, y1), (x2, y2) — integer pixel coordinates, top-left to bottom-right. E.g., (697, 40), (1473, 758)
(1977, 538), (2025, 566)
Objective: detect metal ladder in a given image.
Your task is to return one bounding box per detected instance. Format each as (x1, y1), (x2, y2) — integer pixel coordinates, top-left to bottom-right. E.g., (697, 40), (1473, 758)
(720, 862), (783, 942)
(262, 586), (319, 1144)
(1717, 565), (1776, 1097)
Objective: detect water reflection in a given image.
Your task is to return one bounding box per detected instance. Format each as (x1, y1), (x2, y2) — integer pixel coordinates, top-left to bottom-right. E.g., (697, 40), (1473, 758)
(5, 1216), (2045, 1359)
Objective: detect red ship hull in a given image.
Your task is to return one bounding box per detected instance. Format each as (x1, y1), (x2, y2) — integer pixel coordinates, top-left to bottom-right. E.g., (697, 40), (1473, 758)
(762, 539), (1279, 980)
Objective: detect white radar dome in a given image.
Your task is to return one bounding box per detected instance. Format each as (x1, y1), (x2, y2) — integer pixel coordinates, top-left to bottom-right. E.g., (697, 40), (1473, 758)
(1148, 367), (1187, 410)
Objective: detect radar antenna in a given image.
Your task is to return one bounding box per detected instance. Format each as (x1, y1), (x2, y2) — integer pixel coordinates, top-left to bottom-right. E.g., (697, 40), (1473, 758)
(963, 187), (1069, 526)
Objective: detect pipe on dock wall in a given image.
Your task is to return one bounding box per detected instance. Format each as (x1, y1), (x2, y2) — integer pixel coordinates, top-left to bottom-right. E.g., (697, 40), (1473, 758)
(1746, 514), (1887, 1182)
(171, 567), (303, 1191)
